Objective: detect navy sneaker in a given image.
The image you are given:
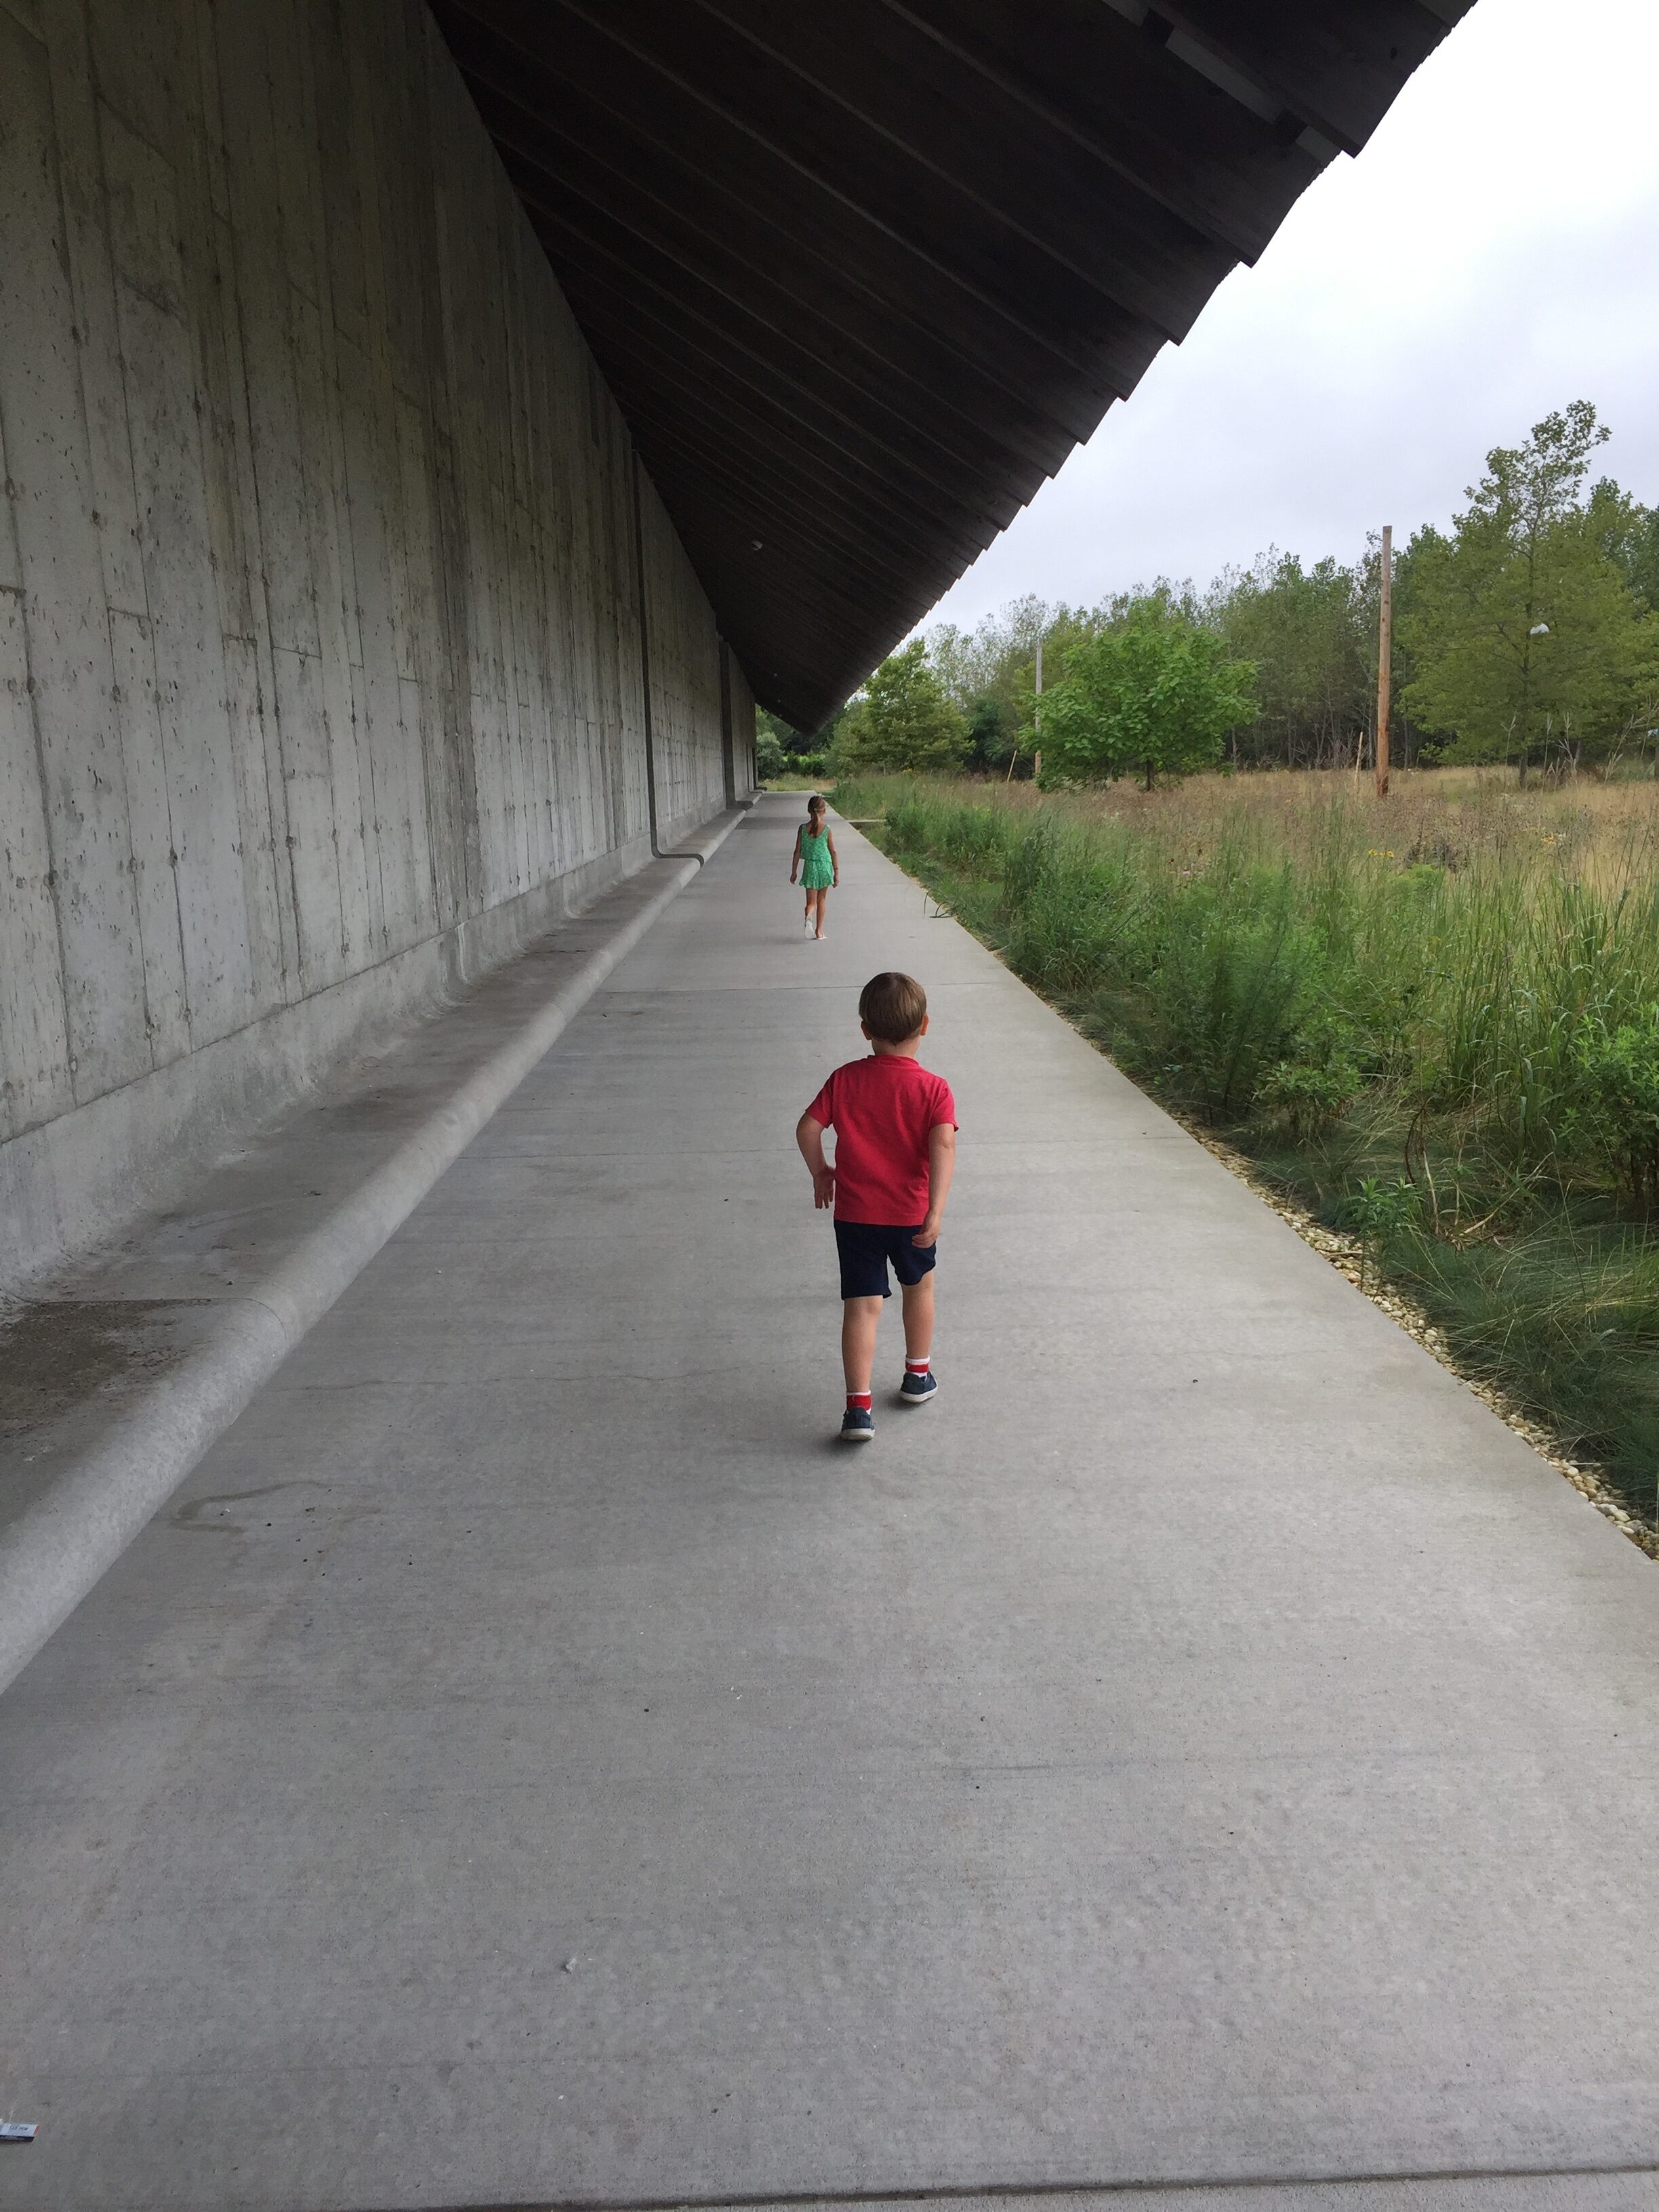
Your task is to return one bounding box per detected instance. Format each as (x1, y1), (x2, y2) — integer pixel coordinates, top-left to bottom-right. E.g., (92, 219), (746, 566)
(839, 1405), (874, 1443)
(899, 1370), (939, 1406)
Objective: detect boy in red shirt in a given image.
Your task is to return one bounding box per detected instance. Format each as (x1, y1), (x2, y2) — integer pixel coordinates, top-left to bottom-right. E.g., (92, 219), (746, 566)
(796, 971), (958, 1441)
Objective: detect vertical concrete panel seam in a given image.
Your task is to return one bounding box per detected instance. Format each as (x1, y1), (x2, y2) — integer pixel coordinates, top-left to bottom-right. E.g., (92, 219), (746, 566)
(87, 37), (193, 1059)
(205, 0), (310, 991)
(2, 5), (150, 1101)
(174, 0), (287, 1017)
(0, 413), (76, 1131)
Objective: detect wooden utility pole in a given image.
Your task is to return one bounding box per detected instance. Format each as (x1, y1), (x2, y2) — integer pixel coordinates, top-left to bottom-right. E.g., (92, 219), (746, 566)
(1374, 523), (1393, 798)
(1032, 634), (1043, 783)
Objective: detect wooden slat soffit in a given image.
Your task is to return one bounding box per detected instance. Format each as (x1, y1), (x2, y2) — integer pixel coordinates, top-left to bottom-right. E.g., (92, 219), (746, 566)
(431, 0), (1475, 729)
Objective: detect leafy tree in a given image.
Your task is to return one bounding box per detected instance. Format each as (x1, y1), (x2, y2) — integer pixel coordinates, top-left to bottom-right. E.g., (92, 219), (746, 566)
(758, 703), (841, 764)
(923, 597), (1097, 774)
(753, 703), (839, 780)
(964, 693), (1019, 772)
(1591, 482), (1659, 612)
(754, 722), (785, 781)
(836, 638), (966, 771)
(1040, 598), (1256, 790)
(927, 596), (1054, 711)
(1401, 403), (1656, 781)
(892, 402), (1654, 786)
(754, 708), (794, 781)
(1214, 551), (1372, 768)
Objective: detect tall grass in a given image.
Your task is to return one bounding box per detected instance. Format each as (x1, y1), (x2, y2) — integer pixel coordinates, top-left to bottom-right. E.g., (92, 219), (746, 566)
(840, 769), (1659, 1518)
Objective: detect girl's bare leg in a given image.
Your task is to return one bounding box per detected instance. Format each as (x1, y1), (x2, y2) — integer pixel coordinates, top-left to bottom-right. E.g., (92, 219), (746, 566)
(814, 887), (828, 939)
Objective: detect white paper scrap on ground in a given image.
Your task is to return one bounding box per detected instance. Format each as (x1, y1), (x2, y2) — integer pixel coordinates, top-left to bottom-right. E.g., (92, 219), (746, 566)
(0, 2123), (37, 2142)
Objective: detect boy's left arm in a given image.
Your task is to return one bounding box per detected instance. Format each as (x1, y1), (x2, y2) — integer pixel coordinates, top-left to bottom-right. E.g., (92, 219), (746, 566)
(796, 1112), (836, 1210)
(914, 1122), (956, 1245)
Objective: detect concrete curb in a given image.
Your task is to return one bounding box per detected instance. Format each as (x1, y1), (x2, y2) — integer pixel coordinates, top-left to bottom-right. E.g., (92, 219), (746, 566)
(0, 812), (746, 1696)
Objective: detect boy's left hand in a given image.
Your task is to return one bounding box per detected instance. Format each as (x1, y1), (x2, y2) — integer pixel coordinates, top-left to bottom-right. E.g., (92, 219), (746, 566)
(813, 1166), (836, 1210)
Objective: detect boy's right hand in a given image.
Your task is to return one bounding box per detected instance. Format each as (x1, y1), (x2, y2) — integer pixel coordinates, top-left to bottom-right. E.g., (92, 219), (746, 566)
(813, 1166), (836, 1210)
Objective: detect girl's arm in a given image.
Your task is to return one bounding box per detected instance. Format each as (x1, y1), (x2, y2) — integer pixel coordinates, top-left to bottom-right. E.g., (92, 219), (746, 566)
(790, 825), (801, 882)
(827, 827), (839, 886)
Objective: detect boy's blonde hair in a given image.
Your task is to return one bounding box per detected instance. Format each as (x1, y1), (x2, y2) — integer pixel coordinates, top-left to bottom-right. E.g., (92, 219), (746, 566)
(859, 971), (927, 1044)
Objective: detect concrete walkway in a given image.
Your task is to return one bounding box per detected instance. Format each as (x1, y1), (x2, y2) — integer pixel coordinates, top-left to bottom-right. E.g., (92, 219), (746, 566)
(4, 797), (1659, 2212)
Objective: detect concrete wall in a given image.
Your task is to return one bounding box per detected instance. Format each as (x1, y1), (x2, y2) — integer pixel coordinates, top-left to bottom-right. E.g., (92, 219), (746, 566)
(726, 653), (758, 808)
(0, 0), (752, 1289)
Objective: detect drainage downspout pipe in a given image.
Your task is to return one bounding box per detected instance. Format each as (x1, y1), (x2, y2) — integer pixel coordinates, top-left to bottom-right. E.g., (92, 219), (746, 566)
(633, 450), (718, 867)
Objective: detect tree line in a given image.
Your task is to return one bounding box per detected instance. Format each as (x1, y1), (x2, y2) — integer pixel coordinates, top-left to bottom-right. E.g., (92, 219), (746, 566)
(757, 402), (1659, 787)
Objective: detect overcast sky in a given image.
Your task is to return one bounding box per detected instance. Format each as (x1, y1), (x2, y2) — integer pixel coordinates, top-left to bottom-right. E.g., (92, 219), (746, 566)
(920, 0), (1659, 634)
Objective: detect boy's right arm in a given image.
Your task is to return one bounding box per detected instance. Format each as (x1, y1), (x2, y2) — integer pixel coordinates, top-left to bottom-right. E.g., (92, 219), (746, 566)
(796, 1112), (836, 1210)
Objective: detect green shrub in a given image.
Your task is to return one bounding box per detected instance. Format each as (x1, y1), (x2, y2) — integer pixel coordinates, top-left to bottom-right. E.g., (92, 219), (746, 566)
(991, 815), (1147, 994)
(937, 804), (1012, 874)
(1153, 883), (1324, 1120)
(1340, 1174), (1423, 1238)
(1000, 815), (1063, 917)
(1567, 1013), (1659, 1208)
(882, 791), (929, 853)
(1257, 1054), (1362, 1141)
(1006, 872), (1122, 993)
(1338, 1174), (1424, 1288)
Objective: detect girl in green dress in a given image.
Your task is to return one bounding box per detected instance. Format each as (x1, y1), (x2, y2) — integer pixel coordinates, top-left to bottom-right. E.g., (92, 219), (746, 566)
(790, 794), (839, 940)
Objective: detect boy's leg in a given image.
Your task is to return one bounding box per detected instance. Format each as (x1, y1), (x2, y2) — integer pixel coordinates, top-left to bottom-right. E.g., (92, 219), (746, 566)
(895, 1240), (939, 1404)
(840, 1295), (882, 1395)
(899, 1273), (934, 1364)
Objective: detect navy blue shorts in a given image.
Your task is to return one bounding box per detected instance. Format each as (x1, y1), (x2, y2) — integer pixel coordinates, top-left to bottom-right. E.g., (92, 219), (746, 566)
(834, 1219), (937, 1300)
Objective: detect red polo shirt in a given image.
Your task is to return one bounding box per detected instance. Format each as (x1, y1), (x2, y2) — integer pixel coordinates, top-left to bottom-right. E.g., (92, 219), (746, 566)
(804, 1054), (957, 1224)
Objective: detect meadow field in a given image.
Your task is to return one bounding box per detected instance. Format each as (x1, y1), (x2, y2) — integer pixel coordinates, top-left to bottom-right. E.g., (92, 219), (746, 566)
(831, 767), (1659, 1528)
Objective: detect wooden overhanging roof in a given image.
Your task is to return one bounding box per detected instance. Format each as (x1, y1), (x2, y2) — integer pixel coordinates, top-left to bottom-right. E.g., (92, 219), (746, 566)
(432, 0), (1475, 729)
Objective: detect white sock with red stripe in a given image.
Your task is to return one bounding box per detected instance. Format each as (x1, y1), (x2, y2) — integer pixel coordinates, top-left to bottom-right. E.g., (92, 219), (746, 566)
(904, 1355), (931, 1377)
(846, 1391), (872, 1411)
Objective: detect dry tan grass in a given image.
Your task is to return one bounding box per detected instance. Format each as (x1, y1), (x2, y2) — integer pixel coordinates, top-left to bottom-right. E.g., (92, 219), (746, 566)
(964, 766), (1659, 895)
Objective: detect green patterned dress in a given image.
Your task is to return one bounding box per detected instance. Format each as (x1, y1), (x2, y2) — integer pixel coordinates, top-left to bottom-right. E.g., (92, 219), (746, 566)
(800, 823), (834, 890)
